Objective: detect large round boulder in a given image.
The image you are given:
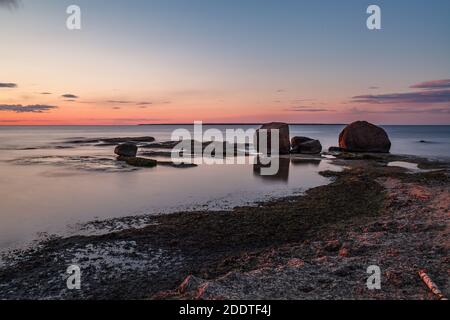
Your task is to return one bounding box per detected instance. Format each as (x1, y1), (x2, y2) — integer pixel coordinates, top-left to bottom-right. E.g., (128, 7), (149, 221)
(339, 121), (391, 153)
(255, 122), (291, 154)
(291, 137), (322, 154)
(114, 143), (138, 157)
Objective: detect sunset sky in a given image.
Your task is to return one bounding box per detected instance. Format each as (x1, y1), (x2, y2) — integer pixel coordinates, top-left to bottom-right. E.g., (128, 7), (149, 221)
(1, 0), (449, 125)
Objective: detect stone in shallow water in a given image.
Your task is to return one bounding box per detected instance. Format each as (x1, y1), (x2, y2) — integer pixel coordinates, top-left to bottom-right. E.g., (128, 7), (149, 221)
(104, 136), (155, 143)
(328, 146), (345, 153)
(114, 143), (138, 157)
(66, 136), (155, 145)
(291, 136), (322, 154)
(157, 161), (198, 168)
(117, 156), (157, 168)
(255, 122), (291, 155)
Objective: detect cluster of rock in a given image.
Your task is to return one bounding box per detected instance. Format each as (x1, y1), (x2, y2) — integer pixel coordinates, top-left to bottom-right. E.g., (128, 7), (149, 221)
(114, 145), (197, 168)
(114, 139), (250, 168)
(255, 122), (323, 155)
(114, 143), (158, 168)
(255, 120), (391, 155)
(113, 120), (391, 168)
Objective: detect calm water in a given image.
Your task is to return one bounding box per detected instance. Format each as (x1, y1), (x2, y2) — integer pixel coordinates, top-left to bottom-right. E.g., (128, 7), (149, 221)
(0, 125), (449, 250)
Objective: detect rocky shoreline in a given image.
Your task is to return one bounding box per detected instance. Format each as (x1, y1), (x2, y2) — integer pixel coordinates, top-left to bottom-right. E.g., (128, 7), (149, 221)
(0, 153), (448, 300)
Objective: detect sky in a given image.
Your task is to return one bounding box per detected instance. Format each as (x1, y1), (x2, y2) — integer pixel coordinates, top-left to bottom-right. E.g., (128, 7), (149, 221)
(0, 0), (449, 125)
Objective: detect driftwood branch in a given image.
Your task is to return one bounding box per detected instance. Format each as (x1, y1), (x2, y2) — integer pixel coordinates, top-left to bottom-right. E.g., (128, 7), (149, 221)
(418, 270), (448, 300)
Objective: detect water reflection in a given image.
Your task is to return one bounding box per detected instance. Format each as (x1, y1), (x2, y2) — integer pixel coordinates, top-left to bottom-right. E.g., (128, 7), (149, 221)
(253, 156), (322, 183)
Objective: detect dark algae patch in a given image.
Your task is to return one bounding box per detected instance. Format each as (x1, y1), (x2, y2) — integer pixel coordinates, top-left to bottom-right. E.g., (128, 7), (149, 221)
(122, 170), (385, 251)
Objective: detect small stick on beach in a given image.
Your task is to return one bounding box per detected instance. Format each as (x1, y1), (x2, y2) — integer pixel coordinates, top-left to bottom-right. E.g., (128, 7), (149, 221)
(418, 270), (448, 300)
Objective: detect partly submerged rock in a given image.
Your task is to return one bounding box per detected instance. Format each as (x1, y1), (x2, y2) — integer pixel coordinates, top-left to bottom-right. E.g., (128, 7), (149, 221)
(140, 150), (176, 158)
(157, 161), (198, 168)
(117, 156), (157, 168)
(418, 140), (439, 144)
(291, 137), (322, 154)
(141, 140), (250, 157)
(140, 140), (182, 149)
(140, 140), (210, 150)
(114, 143), (138, 157)
(339, 121), (391, 153)
(67, 136), (155, 145)
(333, 152), (385, 161)
(104, 136), (155, 143)
(255, 122), (291, 155)
(328, 146), (345, 153)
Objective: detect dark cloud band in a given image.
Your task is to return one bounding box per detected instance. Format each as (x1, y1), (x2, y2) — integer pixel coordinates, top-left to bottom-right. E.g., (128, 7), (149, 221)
(0, 83), (17, 88)
(106, 100), (133, 104)
(286, 106), (334, 112)
(352, 89), (450, 104)
(0, 104), (58, 113)
(61, 94), (79, 99)
(410, 79), (450, 90)
(351, 106), (449, 114)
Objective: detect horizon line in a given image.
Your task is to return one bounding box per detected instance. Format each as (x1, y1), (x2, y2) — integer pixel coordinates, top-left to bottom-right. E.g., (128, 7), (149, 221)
(0, 123), (449, 127)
